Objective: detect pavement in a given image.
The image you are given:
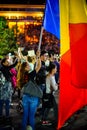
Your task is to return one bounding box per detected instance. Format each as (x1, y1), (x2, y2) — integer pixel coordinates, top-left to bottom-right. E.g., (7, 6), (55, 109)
(60, 107), (87, 130)
(1, 90), (87, 130)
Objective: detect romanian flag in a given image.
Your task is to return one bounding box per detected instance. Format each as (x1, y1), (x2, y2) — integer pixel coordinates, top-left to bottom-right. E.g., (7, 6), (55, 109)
(43, 0), (60, 39)
(58, 0), (87, 129)
(43, 0), (87, 129)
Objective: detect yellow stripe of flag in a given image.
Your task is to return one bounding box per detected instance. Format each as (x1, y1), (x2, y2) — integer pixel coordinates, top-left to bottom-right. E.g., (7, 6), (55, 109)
(59, 0), (70, 55)
(69, 0), (87, 23)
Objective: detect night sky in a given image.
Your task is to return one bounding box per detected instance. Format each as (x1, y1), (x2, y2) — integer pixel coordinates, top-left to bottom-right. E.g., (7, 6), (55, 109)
(0, 0), (87, 5)
(0, 0), (45, 4)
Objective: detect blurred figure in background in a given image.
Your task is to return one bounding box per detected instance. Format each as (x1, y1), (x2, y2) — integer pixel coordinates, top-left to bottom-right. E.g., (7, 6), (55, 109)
(0, 56), (18, 118)
(48, 50), (60, 84)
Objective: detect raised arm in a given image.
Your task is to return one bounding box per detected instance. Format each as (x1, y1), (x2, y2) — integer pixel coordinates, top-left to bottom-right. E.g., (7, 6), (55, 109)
(35, 50), (41, 73)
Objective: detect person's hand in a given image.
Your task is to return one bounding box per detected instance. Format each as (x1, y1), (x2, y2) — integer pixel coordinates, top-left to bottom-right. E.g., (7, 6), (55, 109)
(14, 51), (20, 59)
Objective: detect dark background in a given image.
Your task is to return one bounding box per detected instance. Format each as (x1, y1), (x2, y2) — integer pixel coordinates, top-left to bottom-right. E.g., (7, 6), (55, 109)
(0, 0), (45, 4)
(0, 0), (87, 5)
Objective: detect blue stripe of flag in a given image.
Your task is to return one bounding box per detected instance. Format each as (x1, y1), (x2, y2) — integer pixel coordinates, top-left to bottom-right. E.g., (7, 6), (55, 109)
(43, 0), (60, 39)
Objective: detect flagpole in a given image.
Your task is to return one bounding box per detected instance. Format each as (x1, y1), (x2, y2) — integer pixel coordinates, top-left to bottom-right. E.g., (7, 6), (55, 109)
(38, 26), (44, 50)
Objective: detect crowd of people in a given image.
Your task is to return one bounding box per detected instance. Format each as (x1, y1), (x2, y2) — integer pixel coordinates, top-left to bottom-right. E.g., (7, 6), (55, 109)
(0, 48), (60, 130)
(18, 24), (60, 55)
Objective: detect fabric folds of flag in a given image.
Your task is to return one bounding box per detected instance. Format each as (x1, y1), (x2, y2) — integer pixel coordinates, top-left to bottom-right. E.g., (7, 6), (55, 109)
(70, 0), (87, 88)
(58, 0), (87, 129)
(43, 0), (60, 39)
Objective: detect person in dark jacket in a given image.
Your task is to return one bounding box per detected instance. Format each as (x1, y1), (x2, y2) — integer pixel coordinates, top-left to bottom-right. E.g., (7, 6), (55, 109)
(35, 50), (49, 122)
(36, 50), (48, 93)
(0, 57), (18, 117)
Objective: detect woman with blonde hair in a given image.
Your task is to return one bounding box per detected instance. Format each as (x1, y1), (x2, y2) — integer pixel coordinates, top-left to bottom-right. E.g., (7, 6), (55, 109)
(20, 51), (41, 130)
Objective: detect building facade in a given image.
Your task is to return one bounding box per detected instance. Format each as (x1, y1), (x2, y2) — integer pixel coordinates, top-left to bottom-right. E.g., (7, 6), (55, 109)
(0, 4), (45, 32)
(0, 4), (60, 55)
